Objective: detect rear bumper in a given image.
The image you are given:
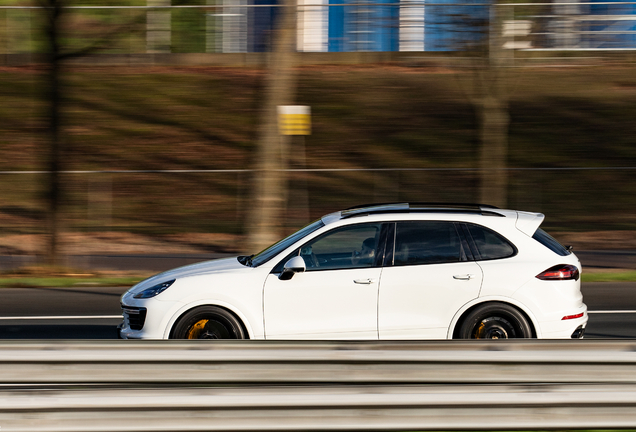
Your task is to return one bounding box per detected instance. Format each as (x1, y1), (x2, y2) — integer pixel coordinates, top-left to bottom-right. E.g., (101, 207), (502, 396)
(538, 304), (588, 339)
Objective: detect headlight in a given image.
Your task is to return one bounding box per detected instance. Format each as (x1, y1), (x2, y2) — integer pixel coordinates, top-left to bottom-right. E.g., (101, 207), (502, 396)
(133, 279), (176, 299)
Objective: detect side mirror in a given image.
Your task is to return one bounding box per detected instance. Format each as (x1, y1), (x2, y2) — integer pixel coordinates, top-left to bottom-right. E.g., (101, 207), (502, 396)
(279, 256), (306, 280)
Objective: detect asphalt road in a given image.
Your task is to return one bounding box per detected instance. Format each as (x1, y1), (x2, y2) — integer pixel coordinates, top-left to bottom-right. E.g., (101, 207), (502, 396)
(572, 282), (636, 339)
(0, 282), (634, 339)
(0, 286), (124, 339)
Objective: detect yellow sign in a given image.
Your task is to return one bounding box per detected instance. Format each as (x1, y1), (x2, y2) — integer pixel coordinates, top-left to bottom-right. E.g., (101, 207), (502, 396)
(278, 105), (311, 136)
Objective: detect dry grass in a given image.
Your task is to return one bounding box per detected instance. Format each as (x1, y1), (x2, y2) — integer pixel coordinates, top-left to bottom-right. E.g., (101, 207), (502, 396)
(3, 64), (636, 250)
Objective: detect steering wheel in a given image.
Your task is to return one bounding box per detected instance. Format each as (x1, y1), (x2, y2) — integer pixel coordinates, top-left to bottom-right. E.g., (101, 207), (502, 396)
(351, 250), (361, 266)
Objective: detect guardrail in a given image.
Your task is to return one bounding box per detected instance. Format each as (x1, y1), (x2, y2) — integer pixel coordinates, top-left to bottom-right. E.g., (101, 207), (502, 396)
(2, 340), (636, 431)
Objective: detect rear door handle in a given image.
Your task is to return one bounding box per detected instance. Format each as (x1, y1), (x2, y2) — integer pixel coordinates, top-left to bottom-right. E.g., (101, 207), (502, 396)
(453, 274), (474, 280)
(354, 279), (375, 284)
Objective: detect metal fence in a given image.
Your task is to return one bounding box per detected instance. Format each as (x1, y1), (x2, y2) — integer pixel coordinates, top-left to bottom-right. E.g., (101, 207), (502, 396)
(2, 339), (636, 431)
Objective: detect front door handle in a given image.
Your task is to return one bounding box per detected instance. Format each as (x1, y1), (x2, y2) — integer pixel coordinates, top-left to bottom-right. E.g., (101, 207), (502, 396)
(453, 274), (474, 280)
(354, 278), (375, 284)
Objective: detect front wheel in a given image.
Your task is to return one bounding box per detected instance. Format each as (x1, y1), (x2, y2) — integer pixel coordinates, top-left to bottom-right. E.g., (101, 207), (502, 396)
(457, 303), (532, 339)
(170, 306), (247, 340)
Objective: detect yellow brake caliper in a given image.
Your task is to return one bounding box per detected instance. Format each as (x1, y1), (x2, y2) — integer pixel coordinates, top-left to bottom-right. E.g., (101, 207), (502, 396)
(186, 319), (209, 339)
(475, 322), (485, 339)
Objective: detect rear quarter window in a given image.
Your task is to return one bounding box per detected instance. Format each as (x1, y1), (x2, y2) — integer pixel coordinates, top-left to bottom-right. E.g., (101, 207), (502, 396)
(465, 223), (516, 260)
(532, 228), (571, 256)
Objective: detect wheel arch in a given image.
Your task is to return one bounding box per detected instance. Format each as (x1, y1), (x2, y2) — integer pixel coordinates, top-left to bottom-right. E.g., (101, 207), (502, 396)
(449, 299), (539, 339)
(165, 302), (253, 339)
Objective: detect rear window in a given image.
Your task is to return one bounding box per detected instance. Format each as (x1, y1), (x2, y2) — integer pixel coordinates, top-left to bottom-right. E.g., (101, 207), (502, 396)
(532, 228), (571, 256)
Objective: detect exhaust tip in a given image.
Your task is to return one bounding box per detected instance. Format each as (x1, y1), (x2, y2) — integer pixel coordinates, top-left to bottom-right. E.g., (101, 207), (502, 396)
(571, 325), (585, 339)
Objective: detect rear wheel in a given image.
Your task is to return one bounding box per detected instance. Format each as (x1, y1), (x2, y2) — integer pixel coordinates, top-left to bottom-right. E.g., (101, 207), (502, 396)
(171, 306), (247, 340)
(457, 303), (532, 339)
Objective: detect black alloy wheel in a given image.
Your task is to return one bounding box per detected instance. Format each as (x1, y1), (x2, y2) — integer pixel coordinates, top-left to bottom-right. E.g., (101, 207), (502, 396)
(457, 303), (532, 339)
(171, 306), (247, 340)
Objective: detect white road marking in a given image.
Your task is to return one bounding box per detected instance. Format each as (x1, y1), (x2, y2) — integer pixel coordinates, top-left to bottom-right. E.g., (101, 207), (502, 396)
(0, 315), (122, 320)
(588, 310), (636, 314)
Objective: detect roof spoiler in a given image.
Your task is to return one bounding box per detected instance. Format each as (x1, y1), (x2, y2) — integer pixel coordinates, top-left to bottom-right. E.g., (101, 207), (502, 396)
(516, 211), (545, 236)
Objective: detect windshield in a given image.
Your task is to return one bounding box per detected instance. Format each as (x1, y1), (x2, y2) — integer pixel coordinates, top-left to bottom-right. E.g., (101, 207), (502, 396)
(250, 219), (326, 267)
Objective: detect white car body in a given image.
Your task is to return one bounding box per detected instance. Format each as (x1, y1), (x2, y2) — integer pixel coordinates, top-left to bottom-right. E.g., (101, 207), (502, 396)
(120, 204), (587, 340)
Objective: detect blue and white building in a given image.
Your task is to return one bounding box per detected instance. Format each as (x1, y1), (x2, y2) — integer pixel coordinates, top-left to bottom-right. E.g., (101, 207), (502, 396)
(206, 0), (636, 53)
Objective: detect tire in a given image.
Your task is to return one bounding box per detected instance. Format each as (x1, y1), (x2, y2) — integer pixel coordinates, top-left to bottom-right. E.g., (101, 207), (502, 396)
(456, 303), (532, 339)
(170, 306), (247, 340)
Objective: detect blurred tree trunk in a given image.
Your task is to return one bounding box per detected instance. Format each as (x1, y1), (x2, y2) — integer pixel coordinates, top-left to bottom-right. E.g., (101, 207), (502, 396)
(38, 1), (144, 265)
(42, 0), (64, 265)
(477, 3), (511, 208)
(246, 0), (298, 253)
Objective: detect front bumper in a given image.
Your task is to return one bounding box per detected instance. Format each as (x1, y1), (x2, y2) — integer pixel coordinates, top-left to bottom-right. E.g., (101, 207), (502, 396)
(120, 295), (182, 339)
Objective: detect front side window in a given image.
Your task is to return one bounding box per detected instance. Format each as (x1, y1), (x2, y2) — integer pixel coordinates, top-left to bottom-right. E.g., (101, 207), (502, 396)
(465, 223), (516, 260)
(393, 221), (464, 266)
(280, 223), (383, 271)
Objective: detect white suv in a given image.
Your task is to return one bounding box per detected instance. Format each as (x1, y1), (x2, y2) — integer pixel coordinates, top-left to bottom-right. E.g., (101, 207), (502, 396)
(120, 203), (587, 340)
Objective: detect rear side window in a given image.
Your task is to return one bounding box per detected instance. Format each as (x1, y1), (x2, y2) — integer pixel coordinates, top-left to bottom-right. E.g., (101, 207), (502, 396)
(394, 221), (465, 266)
(465, 224), (516, 260)
(532, 228), (571, 256)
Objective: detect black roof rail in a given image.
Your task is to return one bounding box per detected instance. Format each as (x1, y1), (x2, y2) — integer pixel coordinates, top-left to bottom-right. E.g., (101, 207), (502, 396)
(341, 202), (503, 219)
(344, 202), (499, 211)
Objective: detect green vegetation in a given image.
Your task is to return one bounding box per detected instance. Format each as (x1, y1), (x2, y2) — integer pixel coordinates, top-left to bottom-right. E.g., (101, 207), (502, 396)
(582, 271), (636, 283)
(0, 265), (151, 288)
(172, 0), (208, 53)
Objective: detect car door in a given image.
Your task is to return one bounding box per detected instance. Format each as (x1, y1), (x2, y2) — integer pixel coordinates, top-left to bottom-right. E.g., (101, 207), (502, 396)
(264, 223), (386, 339)
(378, 221), (483, 339)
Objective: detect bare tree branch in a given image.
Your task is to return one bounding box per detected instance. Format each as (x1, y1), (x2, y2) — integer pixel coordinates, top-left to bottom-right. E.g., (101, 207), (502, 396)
(58, 14), (146, 61)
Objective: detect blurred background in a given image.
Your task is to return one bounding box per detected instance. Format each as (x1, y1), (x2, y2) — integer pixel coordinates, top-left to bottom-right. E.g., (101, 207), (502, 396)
(2, 0), (636, 269)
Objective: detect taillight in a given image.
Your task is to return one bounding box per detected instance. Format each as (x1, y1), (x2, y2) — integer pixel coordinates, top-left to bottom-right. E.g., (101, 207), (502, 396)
(562, 312), (584, 320)
(536, 264), (580, 281)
